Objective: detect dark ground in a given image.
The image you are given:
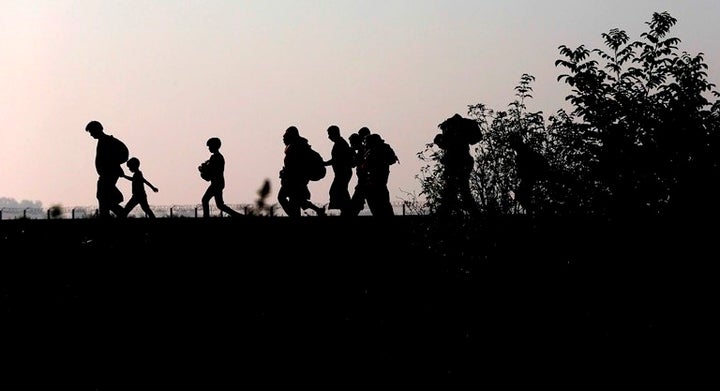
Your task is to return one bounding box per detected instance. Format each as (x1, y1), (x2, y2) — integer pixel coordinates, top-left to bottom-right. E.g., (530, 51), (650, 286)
(1, 215), (716, 388)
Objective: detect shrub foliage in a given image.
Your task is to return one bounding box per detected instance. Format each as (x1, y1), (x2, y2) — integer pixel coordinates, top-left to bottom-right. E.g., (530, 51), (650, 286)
(417, 11), (720, 218)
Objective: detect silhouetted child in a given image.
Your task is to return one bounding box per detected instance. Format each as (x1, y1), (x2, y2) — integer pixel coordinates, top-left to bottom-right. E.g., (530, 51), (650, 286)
(122, 157), (158, 218)
(200, 137), (243, 218)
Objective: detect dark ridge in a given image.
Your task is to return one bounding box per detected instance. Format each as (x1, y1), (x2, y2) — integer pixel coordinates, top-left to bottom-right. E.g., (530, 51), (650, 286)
(1, 215), (715, 386)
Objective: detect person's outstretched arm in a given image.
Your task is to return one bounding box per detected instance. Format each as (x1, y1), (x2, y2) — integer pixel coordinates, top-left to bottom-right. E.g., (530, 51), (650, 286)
(143, 177), (159, 192)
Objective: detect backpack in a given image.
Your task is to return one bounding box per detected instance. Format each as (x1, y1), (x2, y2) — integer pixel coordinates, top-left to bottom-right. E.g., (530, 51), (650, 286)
(109, 136), (129, 165)
(305, 147), (327, 181)
(384, 143), (399, 166)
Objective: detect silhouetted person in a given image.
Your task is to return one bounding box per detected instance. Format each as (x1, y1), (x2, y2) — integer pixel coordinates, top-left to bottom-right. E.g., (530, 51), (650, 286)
(200, 137), (242, 218)
(324, 125), (353, 215)
(357, 126), (371, 140)
(509, 133), (549, 214)
(277, 126), (326, 217)
(349, 127), (371, 215)
(363, 133), (398, 216)
(122, 157), (158, 218)
(85, 120), (128, 218)
(434, 113), (481, 216)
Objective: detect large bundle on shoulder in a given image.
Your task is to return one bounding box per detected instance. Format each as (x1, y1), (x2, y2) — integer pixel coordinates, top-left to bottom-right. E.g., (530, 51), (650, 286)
(365, 133), (399, 166)
(304, 145), (327, 181)
(382, 142), (399, 166)
(108, 135), (129, 165)
(439, 113), (482, 145)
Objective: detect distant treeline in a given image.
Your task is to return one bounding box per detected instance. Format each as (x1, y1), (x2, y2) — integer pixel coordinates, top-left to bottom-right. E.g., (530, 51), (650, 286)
(0, 197), (42, 209)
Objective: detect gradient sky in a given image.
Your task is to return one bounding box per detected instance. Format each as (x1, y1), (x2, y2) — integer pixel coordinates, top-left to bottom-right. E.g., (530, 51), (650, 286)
(2, 0), (719, 210)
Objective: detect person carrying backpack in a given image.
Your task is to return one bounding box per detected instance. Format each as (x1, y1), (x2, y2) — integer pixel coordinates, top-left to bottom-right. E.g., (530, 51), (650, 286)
(277, 126), (326, 217)
(434, 113), (481, 217)
(363, 133), (398, 217)
(85, 120), (129, 218)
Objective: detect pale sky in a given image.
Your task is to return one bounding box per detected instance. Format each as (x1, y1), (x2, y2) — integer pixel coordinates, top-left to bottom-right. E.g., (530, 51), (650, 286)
(2, 0), (719, 210)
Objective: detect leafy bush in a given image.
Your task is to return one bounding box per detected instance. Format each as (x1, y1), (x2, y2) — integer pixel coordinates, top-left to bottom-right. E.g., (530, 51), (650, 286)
(417, 11), (720, 218)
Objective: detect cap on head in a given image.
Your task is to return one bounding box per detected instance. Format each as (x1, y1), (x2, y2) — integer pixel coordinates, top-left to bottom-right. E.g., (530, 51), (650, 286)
(284, 126), (299, 138)
(358, 127), (370, 137)
(85, 120), (103, 132)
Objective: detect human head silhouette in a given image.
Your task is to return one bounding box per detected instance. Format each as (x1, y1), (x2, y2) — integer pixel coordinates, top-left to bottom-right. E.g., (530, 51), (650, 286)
(126, 157), (140, 172)
(85, 120), (104, 139)
(206, 137), (221, 151)
(349, 133), (361, 149)
(365, 133), (383, 148)
(283, 126), (300, 145)
(358, 127), (370, 139)
(327, 125), (340, 139)
(285, 126), (299, 137)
